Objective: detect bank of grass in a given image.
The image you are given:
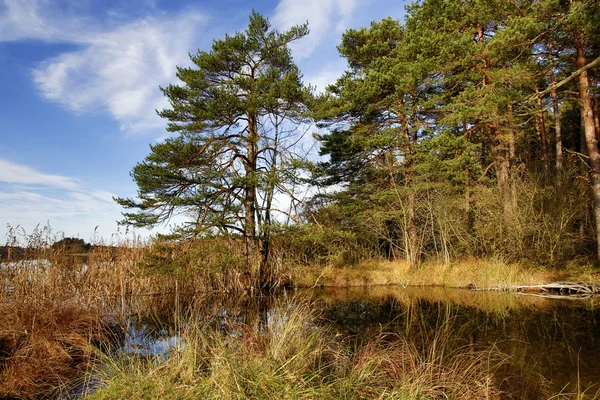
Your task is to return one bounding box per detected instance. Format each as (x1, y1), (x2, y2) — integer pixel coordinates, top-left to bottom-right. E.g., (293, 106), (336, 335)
(85, 302), (514, 400)
(3, 225), (598, 298)
(292, 258), (600, 289)
(0, 297), (119, 399)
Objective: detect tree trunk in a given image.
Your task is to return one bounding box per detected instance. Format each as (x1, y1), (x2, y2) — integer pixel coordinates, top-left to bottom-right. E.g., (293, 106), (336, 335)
(498, 155), (512, 217)
(536, 92), (550, 177)
(576, 37), (600, 260)
(461, 123), (473, 234)
(260, 113), (281, 285)
(245, 114), (259, 272)
(592, 72), (600, 140)
(465, 164), (473, 231)
(507, 105), (517, 210)
(407, 191), (419, 267)
(551, 85), (563, 176)
(549, 45), (564, 176)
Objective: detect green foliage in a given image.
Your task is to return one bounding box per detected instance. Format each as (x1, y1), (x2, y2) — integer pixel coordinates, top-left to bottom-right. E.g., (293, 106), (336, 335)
(278, 225), (364, 267)
(116, 12), (311, 241)
(117, 3), (599, 268)
(141, 238), (247, 276)
(51, 237), (91, 254)
(308, 0), (599, 266)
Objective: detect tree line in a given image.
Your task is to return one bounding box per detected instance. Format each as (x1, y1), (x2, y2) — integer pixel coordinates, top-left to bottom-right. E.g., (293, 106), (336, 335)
(116, 1), (600, 280)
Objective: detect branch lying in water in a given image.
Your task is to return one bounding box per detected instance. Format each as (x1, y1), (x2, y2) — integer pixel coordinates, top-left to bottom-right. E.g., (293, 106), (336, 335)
(475, 282), (600, 298)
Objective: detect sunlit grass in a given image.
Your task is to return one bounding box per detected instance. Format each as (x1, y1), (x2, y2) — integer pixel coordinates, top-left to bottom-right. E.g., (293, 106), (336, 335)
(292, 257), (600, 290)
(85, 301), (512, 400)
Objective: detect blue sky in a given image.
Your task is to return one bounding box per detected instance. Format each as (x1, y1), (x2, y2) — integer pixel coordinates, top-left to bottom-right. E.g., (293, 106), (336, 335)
(0, 0), (407, 244)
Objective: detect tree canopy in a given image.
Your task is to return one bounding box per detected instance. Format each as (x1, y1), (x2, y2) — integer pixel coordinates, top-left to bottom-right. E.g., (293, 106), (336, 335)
(116, 12), (310, 245)
(310, 0), (600, 265)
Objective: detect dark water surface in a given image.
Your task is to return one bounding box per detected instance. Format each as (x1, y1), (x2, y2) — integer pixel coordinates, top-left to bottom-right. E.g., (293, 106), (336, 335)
(124, 286), (600, 396)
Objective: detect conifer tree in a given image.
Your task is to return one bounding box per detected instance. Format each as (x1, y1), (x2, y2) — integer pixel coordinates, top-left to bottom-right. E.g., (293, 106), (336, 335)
(115, 12), (311, 280)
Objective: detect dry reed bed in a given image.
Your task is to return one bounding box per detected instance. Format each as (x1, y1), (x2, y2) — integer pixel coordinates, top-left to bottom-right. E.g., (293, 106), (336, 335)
(1, 229), (597, 399)
(1, 239), (264, 310)
(0, 236), (263, 399)
(86, 302), (519, 400)
(0, 298), (120, 399)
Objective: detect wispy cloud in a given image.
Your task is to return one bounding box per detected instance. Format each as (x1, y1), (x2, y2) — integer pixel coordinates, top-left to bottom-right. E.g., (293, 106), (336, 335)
(1, 0), (205, 134)
(0, 0), (89, 42)
(0, 159), (158, 241)
(31, 14), (204, 133)
(0, 189), (127, 242)
(272, 0), (358, 60)
(304, 59), (349, 93)
(0, 159), (81, 190)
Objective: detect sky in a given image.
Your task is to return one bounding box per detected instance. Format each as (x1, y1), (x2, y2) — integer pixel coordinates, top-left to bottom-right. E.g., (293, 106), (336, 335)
(0, 0), (407, 244)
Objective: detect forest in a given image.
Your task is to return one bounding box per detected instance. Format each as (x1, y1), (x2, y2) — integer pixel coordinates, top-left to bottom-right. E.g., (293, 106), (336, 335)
(115, 0), (600, 278)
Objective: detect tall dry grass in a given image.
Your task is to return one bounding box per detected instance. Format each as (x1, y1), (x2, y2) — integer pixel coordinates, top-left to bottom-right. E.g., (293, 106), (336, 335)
(85, 300), (534, 400)
(0, 298), (120, 399)
(1, 225), (272, 313)
(0, 225), (267, 398)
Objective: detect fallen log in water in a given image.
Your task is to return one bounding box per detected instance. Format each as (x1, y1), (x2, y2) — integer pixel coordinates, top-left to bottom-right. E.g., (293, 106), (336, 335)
(513, 282), (599, 294)
(477, 282), (600, 298)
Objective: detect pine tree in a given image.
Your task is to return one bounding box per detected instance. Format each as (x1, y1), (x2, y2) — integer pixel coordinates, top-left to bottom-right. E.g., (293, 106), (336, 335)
(115, 12), (311, 281)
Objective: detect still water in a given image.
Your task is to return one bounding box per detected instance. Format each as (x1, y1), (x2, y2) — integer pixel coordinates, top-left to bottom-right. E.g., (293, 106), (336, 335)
(123, 286), (600, 396)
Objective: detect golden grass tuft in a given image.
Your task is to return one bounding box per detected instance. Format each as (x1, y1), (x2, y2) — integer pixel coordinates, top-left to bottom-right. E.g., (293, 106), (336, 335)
(86, 300), (523, 400)
(0, 298), (119, 399)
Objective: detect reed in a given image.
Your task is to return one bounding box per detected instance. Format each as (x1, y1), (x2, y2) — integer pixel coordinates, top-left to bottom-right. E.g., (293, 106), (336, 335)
(86, 300), (519, 400)
(1, 226), (267, 316)
(0, 298), (120, 399)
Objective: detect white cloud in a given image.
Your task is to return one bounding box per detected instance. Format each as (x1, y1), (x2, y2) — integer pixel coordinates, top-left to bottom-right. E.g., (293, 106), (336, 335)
(31, 13), (204, 133)
(0, 0), (82, 42)
(0, 0), (205, 134)
(0, 159), (81, 190)
(0, 190), (132, 244)
(272, 0), (358, 60)
(304, 59), (348, 93)
(0, 159), (165, 243)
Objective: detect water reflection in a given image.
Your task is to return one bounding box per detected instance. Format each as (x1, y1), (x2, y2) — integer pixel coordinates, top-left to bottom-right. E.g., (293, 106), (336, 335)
(120, 287), (600, 396)
(308, 287), (600, 395)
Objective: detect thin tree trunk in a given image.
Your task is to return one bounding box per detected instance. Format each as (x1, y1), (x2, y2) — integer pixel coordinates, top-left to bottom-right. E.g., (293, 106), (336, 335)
(245, 113), (259, 272)
(550, 70), (563, 176)
(462, 122), (473, 233)
(465, 164), (473, 231)
(576, 37), (600, 259)
(508, 104), (517, 210)
(592, 72), (600, 140)
(261, 113), (281, 281)
(464, 163), (474, 257)
(397, 98), (420, 267)
(536, 91), (550, 176)
(407, 191), (419, 266)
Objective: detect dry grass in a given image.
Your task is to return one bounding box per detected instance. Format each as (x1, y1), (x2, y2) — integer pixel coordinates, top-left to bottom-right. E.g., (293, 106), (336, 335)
(293, 257), (600, 289)
(86, 301), (514, 400)
(0, 298), (119, 399)
(0, 232), (267, 316)
(1, 226), (597, 398)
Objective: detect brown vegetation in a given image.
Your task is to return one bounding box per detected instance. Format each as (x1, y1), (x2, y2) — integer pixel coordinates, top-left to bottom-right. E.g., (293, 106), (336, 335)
(87, 302), (517, 400)
(0, 299), (118, 399)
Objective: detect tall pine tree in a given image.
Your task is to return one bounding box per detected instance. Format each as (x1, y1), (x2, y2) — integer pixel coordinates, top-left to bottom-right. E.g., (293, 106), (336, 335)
(116, 12), (311, 281)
